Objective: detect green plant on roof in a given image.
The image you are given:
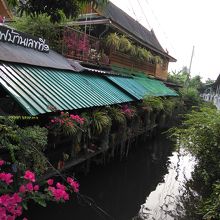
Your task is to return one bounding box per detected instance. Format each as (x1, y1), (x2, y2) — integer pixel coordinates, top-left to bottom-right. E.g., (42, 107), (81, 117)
(91, 110), (112, 135)
(143, 96), (164, 111)
(119, 35), (132, 52)
(105, 33), (120, 51)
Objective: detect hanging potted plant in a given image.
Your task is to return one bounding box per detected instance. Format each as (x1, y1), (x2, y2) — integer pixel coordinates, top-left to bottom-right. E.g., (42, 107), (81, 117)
(90, 110), (112, 150)
(119, 35), (132, 53)
(130, 44), (137, 57)
(142, 96), (164, 126)
(105, 33), (120, 52)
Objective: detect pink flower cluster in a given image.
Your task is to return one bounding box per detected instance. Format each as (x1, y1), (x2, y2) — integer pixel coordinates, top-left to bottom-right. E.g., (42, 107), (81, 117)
(70, 114), (84, 125)
(47, 177), (79, 201)
(121, 105), (135, 118)
(19, 183), (39, 193)
(49, 112), (85, 132)
(67, 177), (79, 193)
(0, 172), (13, 185)
(0, 193), (23, 220)
(0, 160), (80, 220)
(24, 170), (36, 182)
(48, 182), (69, 201)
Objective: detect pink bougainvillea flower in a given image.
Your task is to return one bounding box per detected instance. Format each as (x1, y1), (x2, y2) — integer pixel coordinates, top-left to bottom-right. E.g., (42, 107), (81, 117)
(26, 183), (33, 191)
(67, 177), (79, 193)
(47, 179), (54, 186)
(33, 185), (39, 191)
(19, 185), (26, 193)
(0, 172), (13, 185)
(12, 193), (22, 203)
(0, 160), (5, 166)
(24, 170), (35, 182)
(56, 182), (66, 191)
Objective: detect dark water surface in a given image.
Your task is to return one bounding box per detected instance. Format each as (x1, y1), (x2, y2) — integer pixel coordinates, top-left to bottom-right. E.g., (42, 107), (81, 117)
(25, 134), (193, 220)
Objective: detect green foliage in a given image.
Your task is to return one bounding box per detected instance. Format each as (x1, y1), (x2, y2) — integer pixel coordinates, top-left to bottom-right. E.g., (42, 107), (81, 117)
(11, 15), (62, 51)
(91, 110), (112, 135)
(0, 117), (48, 174)
(167, 70), (189, 86)
(142, 96), (164, 111)
(105, 33), (120, 51)
(107, 107), (126, 125)
(7, 0), (108, 23)
(163, 98), (176, 116)
(104, 33), (162, 62)
(119, 35), (131, 52)
(170, 106), (220, 219)
(154, 55), (163, 64)
(129, 44), (137, 56)
(180, 87), (202, 107)
(18, 126), (48, 174)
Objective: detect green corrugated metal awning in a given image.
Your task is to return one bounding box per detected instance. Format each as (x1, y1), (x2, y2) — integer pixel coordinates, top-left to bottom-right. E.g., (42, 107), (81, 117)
(134, 75), (178, 97)
(111, 65), (178, 97)
(106, 75), (151, 100)
(0, 62), (134, 116)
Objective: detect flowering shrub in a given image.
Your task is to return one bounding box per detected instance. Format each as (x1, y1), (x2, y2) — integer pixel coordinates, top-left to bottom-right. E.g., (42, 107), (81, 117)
(63, 30), (90, 59)
(48, 112), (84, 136)
(121, 105), (136, 118)
(0, 160), (79, 219)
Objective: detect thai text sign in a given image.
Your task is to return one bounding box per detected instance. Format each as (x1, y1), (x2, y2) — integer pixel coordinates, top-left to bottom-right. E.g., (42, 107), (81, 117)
(0, 25), (49, 52)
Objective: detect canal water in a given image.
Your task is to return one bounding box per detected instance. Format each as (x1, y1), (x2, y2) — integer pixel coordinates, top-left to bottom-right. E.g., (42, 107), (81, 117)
(25, 133), (194, 220)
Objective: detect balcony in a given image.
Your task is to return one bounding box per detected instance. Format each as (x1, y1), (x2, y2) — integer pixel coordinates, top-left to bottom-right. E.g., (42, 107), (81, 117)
(60, 27), (158, 76)
(61, 27), (110, 66)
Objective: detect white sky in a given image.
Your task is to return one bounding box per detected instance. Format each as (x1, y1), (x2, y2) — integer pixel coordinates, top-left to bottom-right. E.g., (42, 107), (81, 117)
(110, 0), (220, 81)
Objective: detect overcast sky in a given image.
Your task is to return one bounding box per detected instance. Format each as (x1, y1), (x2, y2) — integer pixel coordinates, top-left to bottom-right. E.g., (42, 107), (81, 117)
(110, 0), (220, 81)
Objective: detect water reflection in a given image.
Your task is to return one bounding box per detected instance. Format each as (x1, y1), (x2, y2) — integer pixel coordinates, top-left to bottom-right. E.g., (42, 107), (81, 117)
(24, 134), (191, 220)
(139, 148), (195, 220)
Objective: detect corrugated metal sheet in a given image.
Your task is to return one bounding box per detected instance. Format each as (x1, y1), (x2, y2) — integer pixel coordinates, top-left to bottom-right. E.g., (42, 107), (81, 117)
(111, 65), (178, 97)
(0, 42), (74, 71)
(0, 62), (134, 115)
(134, 75), (178, 97)
(107, 75), (151, 100)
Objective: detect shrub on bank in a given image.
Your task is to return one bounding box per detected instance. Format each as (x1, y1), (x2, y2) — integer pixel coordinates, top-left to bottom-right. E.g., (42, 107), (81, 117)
(170, 105), (220, 219)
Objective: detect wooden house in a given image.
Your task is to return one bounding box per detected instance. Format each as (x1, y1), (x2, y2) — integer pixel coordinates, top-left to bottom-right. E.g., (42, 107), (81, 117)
(61, 2), (176, 81)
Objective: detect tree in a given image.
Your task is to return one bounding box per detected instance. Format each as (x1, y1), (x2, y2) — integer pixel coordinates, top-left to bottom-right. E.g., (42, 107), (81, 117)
(7, 0), (108, 23)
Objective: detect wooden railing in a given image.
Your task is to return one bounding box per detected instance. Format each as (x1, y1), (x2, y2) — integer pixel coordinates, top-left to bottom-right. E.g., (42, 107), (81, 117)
(61, 27), (110, 65)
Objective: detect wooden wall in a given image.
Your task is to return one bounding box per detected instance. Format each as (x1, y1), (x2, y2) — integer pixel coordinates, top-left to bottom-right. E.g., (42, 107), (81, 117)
(109, 51), (169, 80)
(109, 51), (156, 76)
(155, 60), (169, 80)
